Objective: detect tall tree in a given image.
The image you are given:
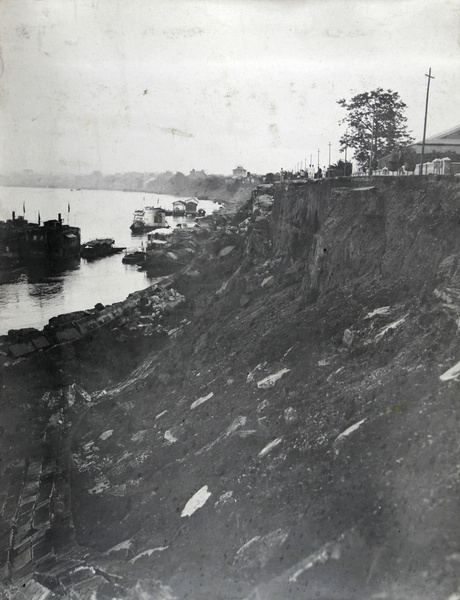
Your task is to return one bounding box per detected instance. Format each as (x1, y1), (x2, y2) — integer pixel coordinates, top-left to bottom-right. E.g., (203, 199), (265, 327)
(338, 88), (414, 171)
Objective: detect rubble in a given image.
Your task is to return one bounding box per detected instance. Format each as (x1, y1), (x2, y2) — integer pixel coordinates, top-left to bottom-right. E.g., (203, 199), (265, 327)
(2, 178), (460, 599)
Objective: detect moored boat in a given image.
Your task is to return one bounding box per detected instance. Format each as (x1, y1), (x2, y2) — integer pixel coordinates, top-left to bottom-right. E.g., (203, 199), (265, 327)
(172, 200), (186, 217)
(81, 238), (126, 260)
(185, 197), (198, 217)
(130, 206), (169, 233)
(122, 249), (147, 265)
(0, 212), (81, 266)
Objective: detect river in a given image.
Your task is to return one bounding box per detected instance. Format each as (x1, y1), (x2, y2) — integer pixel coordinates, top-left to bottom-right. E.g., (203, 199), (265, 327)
(0, 187), (219, 335)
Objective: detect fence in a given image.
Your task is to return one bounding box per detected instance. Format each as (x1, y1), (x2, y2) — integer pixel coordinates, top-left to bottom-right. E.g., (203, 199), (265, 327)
(372, 157), (460, 177)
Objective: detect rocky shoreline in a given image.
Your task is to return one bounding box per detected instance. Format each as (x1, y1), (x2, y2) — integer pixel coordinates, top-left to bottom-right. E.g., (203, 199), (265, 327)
(1, 281), (185, 362)
(1, 177), (460, 599)
(0, 213), (228, 364)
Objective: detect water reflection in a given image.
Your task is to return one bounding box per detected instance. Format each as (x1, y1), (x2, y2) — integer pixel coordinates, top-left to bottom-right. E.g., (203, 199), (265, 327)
(0, 257), (80, 285)
(28, 280), (64, 300)
(0, 187), (218, 333)
(26, 257), (81, 283)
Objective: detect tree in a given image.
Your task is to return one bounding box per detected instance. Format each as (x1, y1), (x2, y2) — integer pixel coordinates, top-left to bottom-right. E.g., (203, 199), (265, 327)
(327, 159), (352, 177)
(402, 147), (417, 174)
(387, 149), (402, 173)
(338, 88), (414, 171)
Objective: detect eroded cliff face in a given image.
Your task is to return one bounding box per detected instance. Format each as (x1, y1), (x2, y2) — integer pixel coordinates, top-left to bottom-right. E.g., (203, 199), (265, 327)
(2, 178), (460, 600)
(272, 177), (460, 304)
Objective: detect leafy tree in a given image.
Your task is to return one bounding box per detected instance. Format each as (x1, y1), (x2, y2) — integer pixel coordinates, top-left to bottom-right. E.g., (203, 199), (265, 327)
(338, 88), (414, 170)
(327, 159), (352, 177)
(387, 149), (402, 173)
(402, 147), (417, 173)
(265, 172), (275, 183)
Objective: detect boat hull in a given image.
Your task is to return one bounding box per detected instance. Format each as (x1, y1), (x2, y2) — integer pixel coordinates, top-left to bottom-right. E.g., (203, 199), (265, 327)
(81, 238), (125, 259)
(122, 251), (146, 265)
(130, 223), (170, 234)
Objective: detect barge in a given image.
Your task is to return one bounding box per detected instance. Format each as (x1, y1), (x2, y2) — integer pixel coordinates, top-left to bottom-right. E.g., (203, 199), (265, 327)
(81, 238), (126, 260)
(122, 249), (147, 265)
(0, 212), (81, 267)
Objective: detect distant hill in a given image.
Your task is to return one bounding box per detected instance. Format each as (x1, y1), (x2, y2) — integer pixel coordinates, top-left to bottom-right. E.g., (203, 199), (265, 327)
(0, 170), (158, 192)
(145, 171), (262, 208)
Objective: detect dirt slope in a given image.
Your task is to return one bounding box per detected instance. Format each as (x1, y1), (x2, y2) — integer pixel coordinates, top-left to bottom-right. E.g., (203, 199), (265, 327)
(1, 177), (460, 599)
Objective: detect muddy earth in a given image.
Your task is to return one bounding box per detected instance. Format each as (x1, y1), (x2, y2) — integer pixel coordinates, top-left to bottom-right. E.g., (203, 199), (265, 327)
(1, 176), (460, 599)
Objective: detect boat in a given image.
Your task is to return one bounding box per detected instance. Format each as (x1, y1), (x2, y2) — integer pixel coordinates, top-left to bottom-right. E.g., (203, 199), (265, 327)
(185, 197), (199, 217)
(146, 228), (172, 250)
(130, 208), (145, 232)
(130, 206), (169, 233)
(81, 238), (125, 260)
(147, 228), (172, 241)
(122, 249), (147, 265)
(172, 198), (199, 218)
(172, 200), (186, 217)
(0, 212), (81, 265)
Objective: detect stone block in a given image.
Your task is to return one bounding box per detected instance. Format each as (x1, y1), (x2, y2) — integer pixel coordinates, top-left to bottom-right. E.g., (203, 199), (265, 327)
(79, 319), (99, 334)
(8, 342), (35, 358)
(60, 565), (98, 589)
(28, 460), (43, 478)
(11, 579), (52, 600)
(31, 535), (52, 562)
(34, 503), (51, 528)
(23, 480), (40, 501)
(31, 336), (51, 350)
(12, 545), (31, 571)
(55, 328), (80, 343)
(15, 522), (33, 546)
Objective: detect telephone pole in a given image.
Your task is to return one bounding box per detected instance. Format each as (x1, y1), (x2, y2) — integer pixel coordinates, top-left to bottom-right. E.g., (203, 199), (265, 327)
(419, 67), (434, 176)
(344, 142), (348, 176)
(369, 103), (376, 175)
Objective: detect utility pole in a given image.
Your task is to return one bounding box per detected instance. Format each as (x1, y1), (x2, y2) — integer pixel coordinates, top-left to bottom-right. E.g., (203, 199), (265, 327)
(369, 103), (376, 175)
(317, 149), (320, 169)
(420, 67), (434, 176)
(328, 142), (331, 171)
(344, 138), (348, 176)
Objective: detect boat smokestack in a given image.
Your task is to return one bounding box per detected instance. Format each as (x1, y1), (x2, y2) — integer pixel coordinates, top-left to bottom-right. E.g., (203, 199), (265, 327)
(58, 213), (62, 224)
(12, 211), (15, 220)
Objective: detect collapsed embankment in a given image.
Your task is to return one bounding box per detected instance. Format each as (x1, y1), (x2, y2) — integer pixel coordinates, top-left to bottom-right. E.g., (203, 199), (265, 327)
(271, 176), (460, 303)
(1, 177), (460, 600)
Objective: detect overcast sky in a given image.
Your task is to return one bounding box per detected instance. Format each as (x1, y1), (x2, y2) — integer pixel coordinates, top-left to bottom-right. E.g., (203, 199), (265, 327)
(1, 0), (459, 176)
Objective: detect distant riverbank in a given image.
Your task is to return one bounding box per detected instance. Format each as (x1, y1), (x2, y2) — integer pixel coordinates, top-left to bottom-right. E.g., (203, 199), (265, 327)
(0, 170), (260, 210)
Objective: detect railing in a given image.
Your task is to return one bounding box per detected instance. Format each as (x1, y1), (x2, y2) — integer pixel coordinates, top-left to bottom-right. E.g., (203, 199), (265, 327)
(372, 157), (458, 177)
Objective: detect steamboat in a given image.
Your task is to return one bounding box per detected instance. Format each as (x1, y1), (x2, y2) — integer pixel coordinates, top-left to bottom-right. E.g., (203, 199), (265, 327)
(130, 206), (169, 233)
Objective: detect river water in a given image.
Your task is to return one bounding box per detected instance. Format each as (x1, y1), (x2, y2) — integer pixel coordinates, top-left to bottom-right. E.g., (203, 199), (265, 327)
(0, 187), (218, 335)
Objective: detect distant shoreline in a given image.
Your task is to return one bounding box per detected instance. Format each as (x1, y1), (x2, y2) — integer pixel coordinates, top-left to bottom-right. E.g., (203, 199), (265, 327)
(1, 171), (258, 210)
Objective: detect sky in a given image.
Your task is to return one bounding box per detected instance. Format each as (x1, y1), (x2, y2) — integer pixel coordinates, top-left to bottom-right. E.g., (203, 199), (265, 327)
(0, 0), (459, 176)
